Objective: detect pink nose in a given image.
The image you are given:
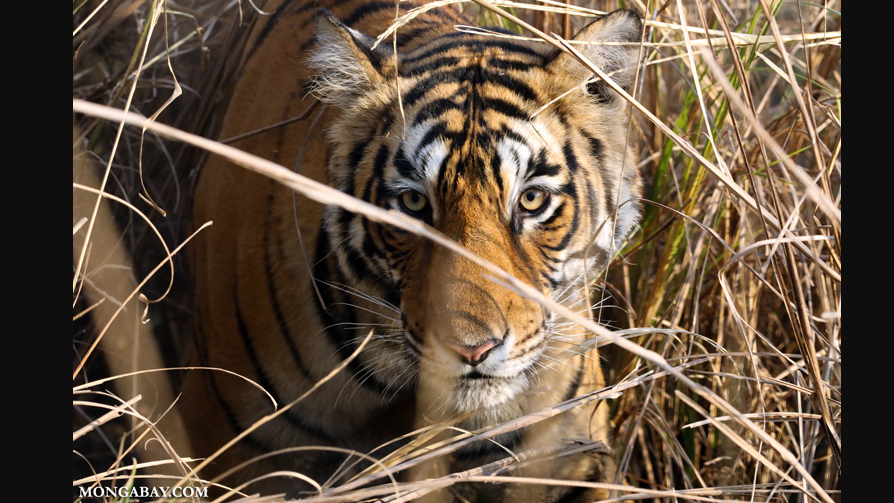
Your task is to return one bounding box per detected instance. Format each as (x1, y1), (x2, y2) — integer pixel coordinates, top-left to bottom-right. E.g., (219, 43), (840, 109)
(445, 339), (502, 366)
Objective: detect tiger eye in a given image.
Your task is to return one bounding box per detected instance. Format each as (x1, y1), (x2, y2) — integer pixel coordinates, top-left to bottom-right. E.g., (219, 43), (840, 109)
(519, 189), (548, 212)
(400, 191), (428, 213)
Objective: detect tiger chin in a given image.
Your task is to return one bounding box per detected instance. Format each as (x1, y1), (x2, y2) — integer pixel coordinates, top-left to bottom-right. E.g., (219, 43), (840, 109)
(181, 1), (643, 502)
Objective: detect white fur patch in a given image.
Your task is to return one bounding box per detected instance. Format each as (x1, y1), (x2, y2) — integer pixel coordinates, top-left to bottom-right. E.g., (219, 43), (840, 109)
(497, 122), (566, 232)
(497, 135), (530, 218)
(403, 122), (449, 184)
(307, 24), (374, 106)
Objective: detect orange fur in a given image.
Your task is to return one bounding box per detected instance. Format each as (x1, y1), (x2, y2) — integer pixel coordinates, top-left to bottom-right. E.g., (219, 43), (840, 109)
(180, 2), (642, 500)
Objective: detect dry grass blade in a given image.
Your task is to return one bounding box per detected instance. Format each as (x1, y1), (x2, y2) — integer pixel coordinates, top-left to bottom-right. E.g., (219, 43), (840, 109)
(683, 411), (830, 429)
(71, 181), (208, 381)
(73, 366), (276, 408)
(72, 458), (203, 487)
(166, 328), (378, 494)
(208, 446), (405, 503)
(73, 395), (143, 442)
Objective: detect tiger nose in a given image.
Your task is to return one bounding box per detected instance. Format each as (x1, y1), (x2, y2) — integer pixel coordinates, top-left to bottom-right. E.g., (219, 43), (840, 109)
(444, 339), (502, 366)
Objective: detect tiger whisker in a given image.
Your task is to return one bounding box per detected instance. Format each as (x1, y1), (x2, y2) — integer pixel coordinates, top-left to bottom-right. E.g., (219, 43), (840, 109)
(316, 279), (401, 313)
(327, 302), (401, 323)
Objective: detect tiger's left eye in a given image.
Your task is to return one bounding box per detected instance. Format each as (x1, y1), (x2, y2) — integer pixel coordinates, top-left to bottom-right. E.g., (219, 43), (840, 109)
(400, 191), (428, 213)
(519, 188), (548, 212)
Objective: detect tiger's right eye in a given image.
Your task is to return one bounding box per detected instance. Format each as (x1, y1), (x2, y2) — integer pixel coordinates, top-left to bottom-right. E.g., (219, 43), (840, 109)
(519, 188), (548, 213)
(399, 191), (428, 213)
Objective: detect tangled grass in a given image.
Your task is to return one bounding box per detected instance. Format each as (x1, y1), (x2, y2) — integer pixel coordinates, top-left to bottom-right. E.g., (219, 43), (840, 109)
(73, 1), (840, 501)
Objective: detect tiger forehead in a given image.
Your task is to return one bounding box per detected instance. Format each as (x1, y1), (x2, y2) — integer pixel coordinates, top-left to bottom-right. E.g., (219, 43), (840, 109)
(398, 34), (550, 77)
(369, 36), (579, 203)
(398, 37), (549, 111)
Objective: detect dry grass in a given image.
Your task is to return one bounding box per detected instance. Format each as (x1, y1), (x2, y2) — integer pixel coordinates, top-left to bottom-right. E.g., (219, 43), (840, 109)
(73, 0), (841, 501)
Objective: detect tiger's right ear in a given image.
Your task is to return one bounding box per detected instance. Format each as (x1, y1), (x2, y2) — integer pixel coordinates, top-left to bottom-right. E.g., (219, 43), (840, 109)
(308, 10), (395, 109)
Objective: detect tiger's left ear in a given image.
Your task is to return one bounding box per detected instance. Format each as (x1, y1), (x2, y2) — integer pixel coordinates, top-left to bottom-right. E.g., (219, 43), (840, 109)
(548, 9), (643, 100)
(308, 10), (394, 108)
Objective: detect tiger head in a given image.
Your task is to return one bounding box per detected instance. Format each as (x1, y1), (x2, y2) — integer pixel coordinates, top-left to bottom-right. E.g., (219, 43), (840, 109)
(309, 9), (643, 416)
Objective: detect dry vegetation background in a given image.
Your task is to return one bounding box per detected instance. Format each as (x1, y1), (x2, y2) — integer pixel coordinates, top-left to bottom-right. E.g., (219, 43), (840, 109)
(73, 0), (841, 501)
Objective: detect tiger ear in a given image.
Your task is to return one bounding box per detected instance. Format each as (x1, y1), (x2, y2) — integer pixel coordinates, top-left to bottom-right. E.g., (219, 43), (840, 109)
(548, 9), (643, 102)
(309, 10), (394, 108)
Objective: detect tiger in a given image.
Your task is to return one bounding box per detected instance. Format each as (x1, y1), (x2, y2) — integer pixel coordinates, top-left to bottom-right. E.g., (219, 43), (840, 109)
(180, 0), (643, 501)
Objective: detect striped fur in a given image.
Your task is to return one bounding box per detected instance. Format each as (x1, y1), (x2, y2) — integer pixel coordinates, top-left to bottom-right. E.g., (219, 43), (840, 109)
(183, 1), (642, 501)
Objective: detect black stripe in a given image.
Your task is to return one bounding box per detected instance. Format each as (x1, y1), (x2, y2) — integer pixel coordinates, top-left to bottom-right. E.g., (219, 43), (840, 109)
(561, 355), (586, 402)
(480, 96), (528, 120)
(488, 58), (535, 72)
(558, 180), (577, 196)
(265, 205), (316, 382)
(403, 66), (538, 108)
(581, 131), (604, 159)
(395, 26), (435, 49)
(541, 271), (560, 290)
(499, 124), (531, 147)
(486, 71), (540, 104)
(413, 98), (463, 126)
(513, 325), (548, 357)
(365, 144), (391, 201)
(337, 206), (355, 229)
(537, 247), (562, 264)
(202, 372), (273, 454)
(376, 107), (396, 135)
(555, 485), (588, 503)
(361, 218), (390, 279)
(537, 177), (579, 253)
(393, 147), (419, 180)
(379, 227), (405, 257)
(542, 200), (579, 252)
(401, 55), (461, 77)
(584, 176), (600, 224)
(349, 236), (384, 284)
(405, 322), (425, 347)
(246, 0), (311, 62)
(537, 145), (581, 252)
(338, 132), (373, 224)
(347, 140), (368, 181)
(563, 140), (581, 173)
(234, 282), (337, 443)
(554, 459), (604, 503)
(342, 1), (396, 27)
(364, 145), (392, 232)
(402, 37), (545, 67)
(539, 201), (566, 227)
(347, 29), (389, 72)
(527, 153), (563, 180)
(299, 34), (317, 51)
(313, 226), (398, 395)
(490, 152), (504, 195)
(194, 324), (267, 449)
(415, 121), (450, 153)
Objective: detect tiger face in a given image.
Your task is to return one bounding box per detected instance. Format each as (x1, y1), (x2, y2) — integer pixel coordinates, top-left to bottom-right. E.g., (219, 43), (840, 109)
(311, 9), (642, 419)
